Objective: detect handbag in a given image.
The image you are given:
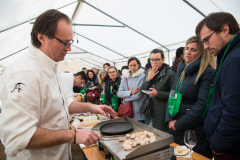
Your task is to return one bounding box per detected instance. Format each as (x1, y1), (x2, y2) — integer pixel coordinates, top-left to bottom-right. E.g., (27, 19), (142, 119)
(168, 73), (184, 118)
(87, 89), (100, 101)
(141, 76), (163, 118)
(118, 78), (134, 118)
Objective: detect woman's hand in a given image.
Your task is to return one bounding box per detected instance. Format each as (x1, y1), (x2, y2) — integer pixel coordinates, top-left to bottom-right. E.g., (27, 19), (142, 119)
(131, 87), (139, 95)
(147, 67), (159, 81)
(145, 88), (157, 97)
(91, 86), (97, 90)
(168, 120), (177, 131)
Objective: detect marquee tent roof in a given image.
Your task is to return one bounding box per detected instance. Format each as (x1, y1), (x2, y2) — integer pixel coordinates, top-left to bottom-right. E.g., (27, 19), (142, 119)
(0, 0), (240, 72)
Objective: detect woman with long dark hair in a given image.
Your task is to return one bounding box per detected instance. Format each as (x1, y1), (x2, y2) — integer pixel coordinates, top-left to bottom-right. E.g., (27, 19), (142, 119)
(84, 70), (100, 104)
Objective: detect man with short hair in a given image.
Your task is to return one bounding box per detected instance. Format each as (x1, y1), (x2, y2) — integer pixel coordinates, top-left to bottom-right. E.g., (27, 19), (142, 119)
(196, 12), (240, 160)
(82, 67), (87, 74)
(61, 71), (87, 106)
(103, 63), (110, 70)
(0, 9), (115, 160)
(170, 47), (184, 73)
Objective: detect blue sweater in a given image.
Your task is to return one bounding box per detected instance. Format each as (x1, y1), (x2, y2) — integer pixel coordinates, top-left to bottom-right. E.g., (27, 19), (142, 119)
(204, 33), (240, 157)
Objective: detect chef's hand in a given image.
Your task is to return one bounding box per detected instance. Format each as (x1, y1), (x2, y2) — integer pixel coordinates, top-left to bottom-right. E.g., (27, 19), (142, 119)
(147, 67), (159, 81)
(145, 88), (157, 97)
(90, 105), (116, 119)
(75, 129), (101, 146)
(169, 120), (176, 131)
(131, 87), (139, 95)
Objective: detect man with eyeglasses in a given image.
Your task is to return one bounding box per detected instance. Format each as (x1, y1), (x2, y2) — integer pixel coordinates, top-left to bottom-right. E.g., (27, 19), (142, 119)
(0, 9), (115, 160)
(140, 49), (175, 131)
(196, 12), (240, 160)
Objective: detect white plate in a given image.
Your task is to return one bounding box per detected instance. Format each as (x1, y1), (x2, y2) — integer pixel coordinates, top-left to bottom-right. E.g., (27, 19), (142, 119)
(174, 146), (189, 156)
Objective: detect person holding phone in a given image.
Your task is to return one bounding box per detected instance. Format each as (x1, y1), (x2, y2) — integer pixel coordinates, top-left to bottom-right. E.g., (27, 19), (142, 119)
(140, 49), (175, 131)
(165, 36), (216, 158)
(118, 57), (145, 122)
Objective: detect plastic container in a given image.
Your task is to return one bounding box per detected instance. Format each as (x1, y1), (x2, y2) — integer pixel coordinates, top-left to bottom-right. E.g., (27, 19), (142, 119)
(78, 120), (100, 128)
(98, 114), (109, 121)
(72, 118), (81, 128)
(83, 116), (98, 122)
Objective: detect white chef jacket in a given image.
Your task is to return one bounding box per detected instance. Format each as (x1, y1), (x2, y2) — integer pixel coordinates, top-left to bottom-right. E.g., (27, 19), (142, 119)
(61, 73), (75, 106)
(0, 44), (71, 160)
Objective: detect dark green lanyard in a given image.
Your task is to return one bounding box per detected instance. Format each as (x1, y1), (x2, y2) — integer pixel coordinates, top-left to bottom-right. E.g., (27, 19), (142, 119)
(203, 34), (237, 116)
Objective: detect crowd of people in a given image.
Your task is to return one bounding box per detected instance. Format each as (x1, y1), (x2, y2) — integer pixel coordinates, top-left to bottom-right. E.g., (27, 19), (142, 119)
(0, 9), (239, 160)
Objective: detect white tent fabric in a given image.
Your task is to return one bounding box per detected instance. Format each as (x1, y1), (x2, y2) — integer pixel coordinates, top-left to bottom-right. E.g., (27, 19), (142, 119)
(0, 0), (240, 73)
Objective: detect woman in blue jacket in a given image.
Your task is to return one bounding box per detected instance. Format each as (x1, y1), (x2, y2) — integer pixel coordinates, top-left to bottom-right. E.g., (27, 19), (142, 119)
(165, 36), (216, 158)
(118, 57), (145, 122)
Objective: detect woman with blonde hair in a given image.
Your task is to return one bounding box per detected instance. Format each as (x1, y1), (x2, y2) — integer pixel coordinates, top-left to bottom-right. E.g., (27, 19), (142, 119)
(165, 36), (216, 158)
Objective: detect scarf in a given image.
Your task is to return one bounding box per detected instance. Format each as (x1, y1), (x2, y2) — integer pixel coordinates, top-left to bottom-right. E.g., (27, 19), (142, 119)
(88, 78), (95, 87)
(110, 78), (119, 96)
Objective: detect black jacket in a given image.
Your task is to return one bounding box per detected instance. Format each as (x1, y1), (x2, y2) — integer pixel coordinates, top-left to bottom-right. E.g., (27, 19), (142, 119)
(105, 76), (122, 109)
(141, 64), (175, 131)
(204, 33), (240, 157)
(166, 58), (215, 158)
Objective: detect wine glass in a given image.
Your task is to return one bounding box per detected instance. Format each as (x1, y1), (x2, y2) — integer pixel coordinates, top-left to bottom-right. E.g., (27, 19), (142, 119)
(169, 90), (176, 99)
(184, 130), (197, 160)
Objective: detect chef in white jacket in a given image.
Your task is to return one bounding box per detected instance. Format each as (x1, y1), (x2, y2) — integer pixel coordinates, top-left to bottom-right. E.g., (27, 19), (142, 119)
(0, 9), (115, 160)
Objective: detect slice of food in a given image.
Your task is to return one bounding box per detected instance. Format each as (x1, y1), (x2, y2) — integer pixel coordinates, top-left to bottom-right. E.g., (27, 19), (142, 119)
(119, 137), (124, 142)
(123, 145), (132, 150)
(131, 134), (136, 139)
(126, 134), (130, 138)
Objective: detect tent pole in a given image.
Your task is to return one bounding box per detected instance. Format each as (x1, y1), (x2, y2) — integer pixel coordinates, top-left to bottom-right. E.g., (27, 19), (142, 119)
(0, 47), (28, 61)
(71, 1), (84, 23)
(183, 0), (206, 17)
(73, 24), (125, 28)
(83, 1), (170, 52)
(80, 59), (102, 68)
(72, 45), (113, 63)
(74, 31), (128, 59)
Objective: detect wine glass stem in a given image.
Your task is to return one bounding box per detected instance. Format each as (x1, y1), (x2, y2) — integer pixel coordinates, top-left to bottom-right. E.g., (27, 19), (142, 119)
(190, 147), (192, 160)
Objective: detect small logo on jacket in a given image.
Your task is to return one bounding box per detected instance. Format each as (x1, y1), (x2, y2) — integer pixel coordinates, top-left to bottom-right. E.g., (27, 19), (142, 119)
(11, 83), (26, 93)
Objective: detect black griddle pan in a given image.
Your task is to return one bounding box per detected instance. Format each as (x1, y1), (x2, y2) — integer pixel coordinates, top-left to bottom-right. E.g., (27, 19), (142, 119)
(99, 122), (133, 135)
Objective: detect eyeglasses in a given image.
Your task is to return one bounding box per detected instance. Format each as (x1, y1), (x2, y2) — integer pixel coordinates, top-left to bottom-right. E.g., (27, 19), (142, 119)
(150, 58), (162, 62)
(53, 36), (74, 49)
(201, 31), (215, 45)
(109, 71), (116, 74)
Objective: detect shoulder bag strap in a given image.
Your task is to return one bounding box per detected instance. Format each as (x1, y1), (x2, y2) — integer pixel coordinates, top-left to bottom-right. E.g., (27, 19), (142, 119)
(176, 72), (184, 93)
(126, 78), (129, 90)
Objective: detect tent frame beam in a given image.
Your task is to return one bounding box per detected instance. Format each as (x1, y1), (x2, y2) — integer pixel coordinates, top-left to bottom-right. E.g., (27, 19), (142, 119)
(73, 24), (125, 28)
(67, 52), (87, 54)
(0, 1), (79, 33)
(183, 0), (206, 17)
(80, 59), (102, 68)
(83, 0), (170, 52)
(0, 47), (28, 61)
(72, 45), (113, 63)
(74, 31), (128, 58)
